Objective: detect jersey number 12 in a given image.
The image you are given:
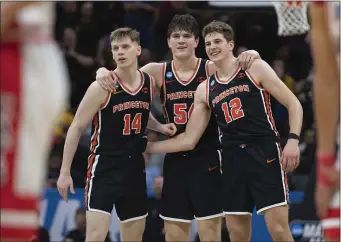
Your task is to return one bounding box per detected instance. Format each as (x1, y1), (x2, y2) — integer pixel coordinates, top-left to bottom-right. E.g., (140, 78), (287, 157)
(221, 98), (245, 123)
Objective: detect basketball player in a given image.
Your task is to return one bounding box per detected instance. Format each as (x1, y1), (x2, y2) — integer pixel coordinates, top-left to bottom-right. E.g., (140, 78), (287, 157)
(96, 14), (261, 242)
(1, 2), (69, 241)
(56, 28), (175, 242)
(147, 20), (303, 242)
(310, 2), (340, 241)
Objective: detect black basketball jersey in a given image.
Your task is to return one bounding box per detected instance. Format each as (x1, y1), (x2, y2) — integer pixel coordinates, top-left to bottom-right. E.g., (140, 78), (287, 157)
(90, 71), (153, 156)
(208, 66), (279, 147)
(160, 58), (220, 152)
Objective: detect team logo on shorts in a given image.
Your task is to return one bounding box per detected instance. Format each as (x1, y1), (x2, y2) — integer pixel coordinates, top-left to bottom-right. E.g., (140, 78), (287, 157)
(166, 72), (173, 78)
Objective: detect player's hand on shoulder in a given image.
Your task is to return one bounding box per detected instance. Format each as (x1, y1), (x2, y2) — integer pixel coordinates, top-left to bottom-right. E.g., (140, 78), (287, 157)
(96, 67), (117, 93)
(57, 172), (75, 201)
(237, 50), (261, 70)
(281, 139), (300, 172)
(160, 123), (177, 136)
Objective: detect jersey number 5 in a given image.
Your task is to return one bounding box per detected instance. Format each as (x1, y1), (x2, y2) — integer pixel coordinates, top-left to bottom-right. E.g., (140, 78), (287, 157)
(173, 103), (194, 125)
(222, 98), (245, 123)
(123, 113), (142, 135)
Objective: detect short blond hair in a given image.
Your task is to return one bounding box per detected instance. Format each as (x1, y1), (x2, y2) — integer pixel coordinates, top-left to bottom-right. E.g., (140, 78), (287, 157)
(202, 21), (234, 42)
(109, 27), (140, 44)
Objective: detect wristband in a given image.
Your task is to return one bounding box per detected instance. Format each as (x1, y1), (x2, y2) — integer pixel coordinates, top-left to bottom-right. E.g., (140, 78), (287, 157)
(288, 133), (300, 140)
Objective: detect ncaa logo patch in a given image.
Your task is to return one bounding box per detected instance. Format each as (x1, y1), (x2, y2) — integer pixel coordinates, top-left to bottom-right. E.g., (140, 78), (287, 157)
(210, 80), (215, 86)
(166, 72), (173, 78)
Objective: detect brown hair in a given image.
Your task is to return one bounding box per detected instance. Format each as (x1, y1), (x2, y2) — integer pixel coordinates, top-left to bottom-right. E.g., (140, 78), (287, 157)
(202, 21), (234, 42)
(167, 14), (199, 39)
(110, 27), (140, 44)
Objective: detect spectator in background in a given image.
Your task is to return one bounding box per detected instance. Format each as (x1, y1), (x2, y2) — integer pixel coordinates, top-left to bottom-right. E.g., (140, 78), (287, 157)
(61, 28), (78, 107)
(273, 59), (295, 92)
(235, 46), (248, 57)
(296, 69), (314, 132)
(46, 150), (63, 188)
(64, 207), (86, 242)
(94, 2), (126, 37)
(55, 2), (78, 42)
(65, 2), (101, 108)
(124, 2), (160, 51)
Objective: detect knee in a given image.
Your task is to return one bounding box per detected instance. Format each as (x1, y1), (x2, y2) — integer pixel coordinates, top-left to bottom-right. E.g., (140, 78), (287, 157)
(267, 222), (287, 237)
(164, 221), (190, 241)
(226, 222), (251, 241)
(228, 225), (250, 241)
(86, 227), (107, 242)
(197, 228), (220, 242)
(197, 218), (221, 241)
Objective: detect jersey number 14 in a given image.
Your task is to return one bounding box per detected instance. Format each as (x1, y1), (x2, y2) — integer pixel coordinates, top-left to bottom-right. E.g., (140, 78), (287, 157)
(123, 113), (142, 135)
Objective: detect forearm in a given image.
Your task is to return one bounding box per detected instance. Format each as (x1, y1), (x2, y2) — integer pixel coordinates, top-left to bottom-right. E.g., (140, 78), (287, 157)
(310, 6), (340, 154)
(60, 125), (83, 174)
(146, 133), (193, 153)
(314, 79), (339, 154)
(287, 99), (303, 136)
(147, 113), (163, 133)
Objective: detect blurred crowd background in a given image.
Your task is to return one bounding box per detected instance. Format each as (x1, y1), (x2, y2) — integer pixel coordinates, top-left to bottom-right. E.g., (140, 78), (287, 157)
(46, 1), (318, 241)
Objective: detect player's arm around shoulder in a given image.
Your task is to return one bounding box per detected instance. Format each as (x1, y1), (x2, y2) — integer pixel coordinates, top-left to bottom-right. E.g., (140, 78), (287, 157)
(146, 80), (211, 153)
(140, 62), (164, 93)
(96, 62), (164, 93)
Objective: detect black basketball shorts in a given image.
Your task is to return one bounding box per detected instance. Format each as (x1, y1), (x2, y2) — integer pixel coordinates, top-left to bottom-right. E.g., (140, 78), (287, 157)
(160, 149), (223, 222)
(222, 141), (289, 215)
(85, 153), (148, 222)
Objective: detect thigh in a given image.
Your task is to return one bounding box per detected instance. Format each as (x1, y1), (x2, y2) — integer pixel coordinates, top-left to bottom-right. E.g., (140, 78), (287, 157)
(115, 154), (148, 222)
(247, 142), (289, 214)
(190, 150), (223, 220)
(85, 155), (118, 215)
(160, 155), (193, 223)
(222, 147), (254, 215)
(86, 210), (111, 241)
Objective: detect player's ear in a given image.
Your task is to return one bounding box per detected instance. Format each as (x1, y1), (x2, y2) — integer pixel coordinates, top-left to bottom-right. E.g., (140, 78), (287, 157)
(194, 37), (199, 48)
(229, 40), (235, 51)
(136, 45), (142, 57)
(167, 37), (171, 48)
(111, 48), (115, 60)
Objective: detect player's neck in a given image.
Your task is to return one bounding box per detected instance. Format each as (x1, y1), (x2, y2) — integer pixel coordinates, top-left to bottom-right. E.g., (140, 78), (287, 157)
(216, 56), (239, 77)
(114, 65), (139, 86)
(173, 56), (198, 72)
